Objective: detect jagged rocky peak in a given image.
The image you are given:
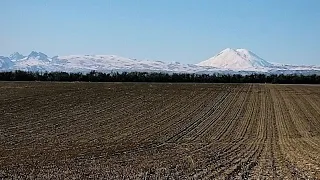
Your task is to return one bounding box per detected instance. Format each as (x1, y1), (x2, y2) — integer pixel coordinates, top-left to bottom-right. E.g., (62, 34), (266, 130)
(27, 51), (50, 61)
(9, 52), (25, 60)
(28, 51), (47, 58)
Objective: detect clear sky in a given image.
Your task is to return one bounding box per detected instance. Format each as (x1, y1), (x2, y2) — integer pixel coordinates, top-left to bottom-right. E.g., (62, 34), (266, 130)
(1, 0), (319, 65)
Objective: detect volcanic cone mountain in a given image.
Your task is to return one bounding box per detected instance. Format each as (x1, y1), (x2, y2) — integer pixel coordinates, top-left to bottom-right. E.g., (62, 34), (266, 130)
(197, 48), (273, 70)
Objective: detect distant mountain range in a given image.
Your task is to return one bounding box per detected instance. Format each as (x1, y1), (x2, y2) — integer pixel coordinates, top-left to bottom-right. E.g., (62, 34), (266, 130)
(0, 49), (319, 74)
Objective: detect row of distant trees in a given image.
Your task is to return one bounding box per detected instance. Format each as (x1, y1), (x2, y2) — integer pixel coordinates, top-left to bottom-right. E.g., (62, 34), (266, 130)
(0, 70), (319, 84)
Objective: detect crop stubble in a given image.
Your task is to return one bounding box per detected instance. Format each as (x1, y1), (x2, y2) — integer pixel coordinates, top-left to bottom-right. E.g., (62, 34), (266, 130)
(0, 82), (320, 179)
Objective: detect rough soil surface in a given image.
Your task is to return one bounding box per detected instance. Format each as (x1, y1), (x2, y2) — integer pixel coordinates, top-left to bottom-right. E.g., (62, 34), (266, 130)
(1, 82), (320, 179)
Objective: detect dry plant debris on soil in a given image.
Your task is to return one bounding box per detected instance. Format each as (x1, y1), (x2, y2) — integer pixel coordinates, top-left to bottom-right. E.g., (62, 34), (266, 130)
(1, 82), (320, 179)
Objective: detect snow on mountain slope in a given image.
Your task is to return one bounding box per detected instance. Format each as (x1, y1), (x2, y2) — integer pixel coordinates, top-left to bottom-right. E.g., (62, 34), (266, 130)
(56, 55), (169, 72)
(0, 56), (13, 69)
(197, 48), (273, 71)
(56, 55), (213, 73)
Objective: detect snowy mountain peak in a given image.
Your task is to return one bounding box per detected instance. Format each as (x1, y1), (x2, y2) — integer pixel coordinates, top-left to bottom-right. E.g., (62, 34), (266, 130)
(197, 48), (273, 70)
(217, 48), (235, 55)
(27, 51), (50, 61)
(235, 48), (250, 53)
(9, 52), (25, 61)
(28, 51), (47, 57)
(221, 48), (233, 52)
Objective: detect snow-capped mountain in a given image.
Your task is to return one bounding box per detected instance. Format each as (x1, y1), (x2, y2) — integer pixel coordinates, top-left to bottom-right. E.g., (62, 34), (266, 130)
(0, 50), (319, 74)
(197, 48), (273, 71)
(9, 52), (25, 61)
(27, 51), (50, 62)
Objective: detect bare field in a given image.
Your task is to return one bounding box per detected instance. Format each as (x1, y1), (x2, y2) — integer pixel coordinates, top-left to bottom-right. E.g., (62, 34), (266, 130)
(1, 82), (320, 179)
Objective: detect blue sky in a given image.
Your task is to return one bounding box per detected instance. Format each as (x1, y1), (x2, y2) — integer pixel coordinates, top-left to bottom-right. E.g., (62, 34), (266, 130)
(1, 0), (319, 65)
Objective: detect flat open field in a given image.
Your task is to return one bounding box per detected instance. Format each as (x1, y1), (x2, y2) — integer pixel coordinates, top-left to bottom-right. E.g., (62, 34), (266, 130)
(1, 82), (320, 179)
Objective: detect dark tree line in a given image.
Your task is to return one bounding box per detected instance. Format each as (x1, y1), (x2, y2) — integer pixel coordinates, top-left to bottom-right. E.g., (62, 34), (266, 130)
(0, 70), (319, 84)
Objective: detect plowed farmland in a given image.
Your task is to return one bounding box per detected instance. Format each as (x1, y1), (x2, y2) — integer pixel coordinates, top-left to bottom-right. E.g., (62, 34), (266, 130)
(1, 82), (320, 179)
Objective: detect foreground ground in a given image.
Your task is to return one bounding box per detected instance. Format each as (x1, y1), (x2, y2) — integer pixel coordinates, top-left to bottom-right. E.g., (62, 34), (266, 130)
(1, 82), (320, 179)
